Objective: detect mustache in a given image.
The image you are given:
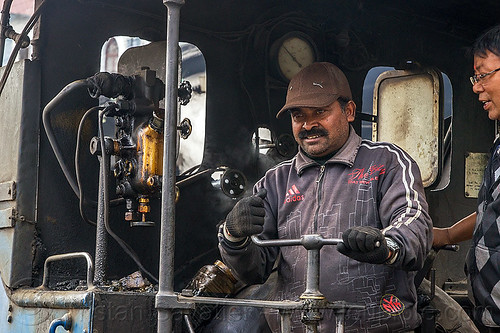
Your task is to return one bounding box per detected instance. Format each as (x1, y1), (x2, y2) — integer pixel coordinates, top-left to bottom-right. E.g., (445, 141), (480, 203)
(298, 128), (328, 139)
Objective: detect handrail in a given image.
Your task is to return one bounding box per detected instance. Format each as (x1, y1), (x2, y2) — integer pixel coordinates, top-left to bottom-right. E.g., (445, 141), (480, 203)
(251, 234), (342, 248)
(41, 252), (94, 290)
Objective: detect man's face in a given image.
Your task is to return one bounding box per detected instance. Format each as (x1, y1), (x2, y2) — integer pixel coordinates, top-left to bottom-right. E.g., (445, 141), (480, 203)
(290, 100), (355, 157)
(473, 50), (500, 120)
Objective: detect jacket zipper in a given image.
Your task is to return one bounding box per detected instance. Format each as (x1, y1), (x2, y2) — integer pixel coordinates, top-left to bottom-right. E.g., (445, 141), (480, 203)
(313, 165), (326, 232)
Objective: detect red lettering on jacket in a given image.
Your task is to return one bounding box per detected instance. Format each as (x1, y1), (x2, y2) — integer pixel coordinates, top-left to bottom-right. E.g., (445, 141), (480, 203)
(284, 195), (304, 204)
(348, 165), (386, 184)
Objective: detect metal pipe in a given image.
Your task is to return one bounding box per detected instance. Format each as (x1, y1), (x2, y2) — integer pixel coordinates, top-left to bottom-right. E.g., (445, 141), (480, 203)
(11, 289), (92, 309)
(176, 295), (363, 333)
(335, 308), (345, 333)
(48, 313), (72, 333)
(176, 168), (216, 187)
(42, 79), (90, 196)
(430, 268), (436, 299)
(178, 294), (301, 310)
(3, 26), (30, 48)
(0, 1), (44, 98)
(251, 235), (303, 247)
(94, 109), (111, 284)
(157, 0), (184, 332)
(251, 234), (359, 333)
(93, 106), (118, 284)
(0, 0), (13, 65)
(251, 234), (342, 248)
(42, 252), (94, 290)
(302, 248), (323, 299)
(280, 310), (292, 333)
(94, 153), (109, 284)
(183, 314), (196, 333)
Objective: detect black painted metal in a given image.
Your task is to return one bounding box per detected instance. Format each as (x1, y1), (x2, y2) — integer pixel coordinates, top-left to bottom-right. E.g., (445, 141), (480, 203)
(6, 0), (498, 330)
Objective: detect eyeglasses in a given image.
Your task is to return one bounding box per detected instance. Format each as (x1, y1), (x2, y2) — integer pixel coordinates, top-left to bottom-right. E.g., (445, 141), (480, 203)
(470, 67), (500, 85)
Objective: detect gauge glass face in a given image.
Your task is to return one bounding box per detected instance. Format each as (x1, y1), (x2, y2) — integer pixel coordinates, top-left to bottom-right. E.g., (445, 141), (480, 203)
(277, 36), (316, 80)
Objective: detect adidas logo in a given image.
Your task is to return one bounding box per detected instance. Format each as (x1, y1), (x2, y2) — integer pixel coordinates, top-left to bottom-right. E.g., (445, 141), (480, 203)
(284, 185), (304, 204)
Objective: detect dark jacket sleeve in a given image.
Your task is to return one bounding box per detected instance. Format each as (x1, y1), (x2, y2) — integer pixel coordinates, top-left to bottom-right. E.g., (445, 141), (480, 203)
(218, 180), (279, 285)
(378, 147), (433, 271)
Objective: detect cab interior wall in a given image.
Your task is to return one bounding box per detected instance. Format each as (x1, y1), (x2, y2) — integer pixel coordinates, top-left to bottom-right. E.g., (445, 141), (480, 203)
(31, 0), (498, 288)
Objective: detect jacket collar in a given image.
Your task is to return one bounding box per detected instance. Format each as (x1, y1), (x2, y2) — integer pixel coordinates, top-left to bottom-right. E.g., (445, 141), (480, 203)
(294, 125), (361, 175)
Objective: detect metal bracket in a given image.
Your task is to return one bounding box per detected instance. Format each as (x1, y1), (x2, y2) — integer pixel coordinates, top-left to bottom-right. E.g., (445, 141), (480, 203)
(0, 207), (14, 228)
(177, 118), (192, 139)
(0, 181), (16, 202)
(356, 112), (377, 123)
(155, 293), (196, 310)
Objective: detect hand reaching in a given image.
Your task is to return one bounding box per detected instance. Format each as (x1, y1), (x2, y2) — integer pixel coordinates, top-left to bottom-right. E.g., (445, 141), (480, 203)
(224, 189), (267, 238)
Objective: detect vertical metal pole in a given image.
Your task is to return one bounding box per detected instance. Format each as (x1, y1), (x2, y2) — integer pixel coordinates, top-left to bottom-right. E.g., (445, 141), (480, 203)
(280, 310), (292, 333)
(157, 0), (184, 332)
(93, 154), (108, 284)
(303, 249), (321, 297)
(0, 0), (14, 66)
(300, 237), (324, 333)
(335, 308), (345, 333)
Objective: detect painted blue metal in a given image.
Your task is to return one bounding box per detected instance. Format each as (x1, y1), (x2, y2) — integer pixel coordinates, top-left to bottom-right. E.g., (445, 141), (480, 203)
(0, 283), (93, 333)
(48, 313), (71, 333)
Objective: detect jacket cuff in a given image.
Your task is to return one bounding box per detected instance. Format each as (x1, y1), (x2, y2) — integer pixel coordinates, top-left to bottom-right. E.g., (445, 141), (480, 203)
(218, 223), (250, 248)
(223, 222), (247, 242)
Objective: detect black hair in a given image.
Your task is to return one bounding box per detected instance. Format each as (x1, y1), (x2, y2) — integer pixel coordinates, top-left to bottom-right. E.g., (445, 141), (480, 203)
(472, 25), (500, 58)
(337, 96), (351, 112)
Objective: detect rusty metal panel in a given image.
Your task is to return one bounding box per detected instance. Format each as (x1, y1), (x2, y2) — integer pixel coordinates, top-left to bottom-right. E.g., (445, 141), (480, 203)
(465, 152), (489, 198)
(0, 63), (25, 184)
(0, 59), (40, 288)
(373, 69), (441, 187)
(0, 286), (156, 332)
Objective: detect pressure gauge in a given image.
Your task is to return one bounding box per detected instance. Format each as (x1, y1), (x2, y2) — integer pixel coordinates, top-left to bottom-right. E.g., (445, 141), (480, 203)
(270, 32), (318, 81)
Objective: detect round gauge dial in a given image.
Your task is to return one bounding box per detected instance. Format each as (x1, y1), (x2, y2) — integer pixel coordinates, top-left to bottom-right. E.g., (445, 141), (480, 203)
(273, 32), (317, 81)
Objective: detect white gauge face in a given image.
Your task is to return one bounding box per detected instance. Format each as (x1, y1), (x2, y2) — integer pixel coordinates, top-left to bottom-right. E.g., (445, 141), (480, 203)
(277, 36), (316, 80)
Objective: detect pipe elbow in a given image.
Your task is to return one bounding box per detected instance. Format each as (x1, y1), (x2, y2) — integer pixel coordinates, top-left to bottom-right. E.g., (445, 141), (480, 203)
(48, 313), (72, 333)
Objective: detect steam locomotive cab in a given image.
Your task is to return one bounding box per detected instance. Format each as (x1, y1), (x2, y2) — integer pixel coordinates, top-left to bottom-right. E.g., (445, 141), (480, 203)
(0, 0), (498, 331)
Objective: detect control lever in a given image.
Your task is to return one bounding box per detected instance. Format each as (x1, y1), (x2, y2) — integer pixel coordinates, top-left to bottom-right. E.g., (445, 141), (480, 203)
(251, 234), (362, 333)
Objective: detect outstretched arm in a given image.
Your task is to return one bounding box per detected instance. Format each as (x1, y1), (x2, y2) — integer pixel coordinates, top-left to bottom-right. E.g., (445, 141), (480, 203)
(433, 212), (476, 248)
(219, 186), (278, 285)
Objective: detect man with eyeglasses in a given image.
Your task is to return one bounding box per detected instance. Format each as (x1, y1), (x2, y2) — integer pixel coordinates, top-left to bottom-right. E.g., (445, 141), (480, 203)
(434, 25), (500, 332)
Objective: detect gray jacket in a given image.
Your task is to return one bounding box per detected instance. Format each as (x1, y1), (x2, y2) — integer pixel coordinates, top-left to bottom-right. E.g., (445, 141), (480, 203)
(219, 127), (432, 332)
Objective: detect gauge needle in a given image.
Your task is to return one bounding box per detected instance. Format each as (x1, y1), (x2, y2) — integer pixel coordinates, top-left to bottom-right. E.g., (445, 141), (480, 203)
(283, 46), (302, 68)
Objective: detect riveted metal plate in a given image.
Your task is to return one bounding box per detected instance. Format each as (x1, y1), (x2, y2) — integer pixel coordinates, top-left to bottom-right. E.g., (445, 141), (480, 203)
(465, 152), (489, 198)
(0, 181), (16, 202)
(0, 207), (14, 228)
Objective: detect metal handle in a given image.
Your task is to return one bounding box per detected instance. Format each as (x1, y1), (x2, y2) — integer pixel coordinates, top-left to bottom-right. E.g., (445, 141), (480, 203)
(41, 252), (94, 290)
(251, 234), (352, 333)
(251, 234), (342, 250)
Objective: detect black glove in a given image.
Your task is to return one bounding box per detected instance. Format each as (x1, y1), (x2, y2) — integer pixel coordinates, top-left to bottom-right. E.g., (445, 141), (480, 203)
(337, 226), (390, 264)
(224, 189), (267, 238)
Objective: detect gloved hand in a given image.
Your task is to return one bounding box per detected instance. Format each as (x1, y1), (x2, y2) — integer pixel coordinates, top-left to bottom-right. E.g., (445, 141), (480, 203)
(337, 226), (390, 264)
(224, 188), (267, 238)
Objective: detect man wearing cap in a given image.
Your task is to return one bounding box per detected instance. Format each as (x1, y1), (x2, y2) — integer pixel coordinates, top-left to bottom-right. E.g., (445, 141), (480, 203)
(218, 62), (432, 332)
